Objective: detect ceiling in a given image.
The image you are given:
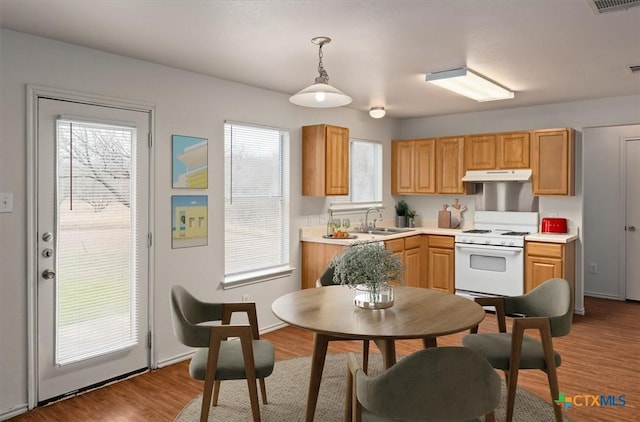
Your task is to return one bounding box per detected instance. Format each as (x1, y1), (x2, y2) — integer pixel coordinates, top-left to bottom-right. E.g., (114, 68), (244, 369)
(1, 0), (639, 119)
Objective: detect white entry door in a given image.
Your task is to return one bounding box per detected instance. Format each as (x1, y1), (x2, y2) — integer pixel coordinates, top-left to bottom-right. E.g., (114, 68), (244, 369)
(36, 97), (151, 403)
(626, 139), (640, 300)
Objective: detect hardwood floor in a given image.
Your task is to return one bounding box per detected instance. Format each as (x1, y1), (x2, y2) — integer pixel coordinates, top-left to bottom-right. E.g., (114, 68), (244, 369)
(9, 296), (638, 421)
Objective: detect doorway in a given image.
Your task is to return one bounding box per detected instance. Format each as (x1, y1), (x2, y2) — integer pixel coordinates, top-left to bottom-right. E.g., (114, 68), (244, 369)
(625, 138), (640, 300)
(29, 90), (153, 405)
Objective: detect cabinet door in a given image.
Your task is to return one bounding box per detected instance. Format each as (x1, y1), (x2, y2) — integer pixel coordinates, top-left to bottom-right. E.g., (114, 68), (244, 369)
(525, 255), (563, 292)
(428, 247), (454, 293)
(465, 134), (496, 170)
(497, 132), (530, 169)
(436, 137), (465, 194)
(531, 129), (575, 195)
(391, 141), (415, 194)
(415, 139), (436, 193)
(404, 247), (421, 287)
(301, 242), (345, 289)
(325, 125), (349, 195)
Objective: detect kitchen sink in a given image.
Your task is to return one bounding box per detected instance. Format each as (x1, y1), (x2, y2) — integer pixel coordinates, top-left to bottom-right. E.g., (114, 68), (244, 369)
(366, 227), (416, 236)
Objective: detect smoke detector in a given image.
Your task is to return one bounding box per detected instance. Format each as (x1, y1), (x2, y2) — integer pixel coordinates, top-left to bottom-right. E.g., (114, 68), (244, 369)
(587, 0), (640, 13)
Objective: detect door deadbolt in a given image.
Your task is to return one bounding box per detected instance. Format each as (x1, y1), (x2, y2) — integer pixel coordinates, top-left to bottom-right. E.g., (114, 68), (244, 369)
(42, 269), (56, 280)
(42, 232), (53, 242)
(42, 248), (53, 258)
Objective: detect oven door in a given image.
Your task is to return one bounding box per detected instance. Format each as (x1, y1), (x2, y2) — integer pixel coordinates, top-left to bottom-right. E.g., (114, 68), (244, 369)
(454, 243), (524, 296)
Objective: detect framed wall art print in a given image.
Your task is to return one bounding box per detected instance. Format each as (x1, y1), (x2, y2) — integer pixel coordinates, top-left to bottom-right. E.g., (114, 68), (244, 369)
(172, 134), (208, 189)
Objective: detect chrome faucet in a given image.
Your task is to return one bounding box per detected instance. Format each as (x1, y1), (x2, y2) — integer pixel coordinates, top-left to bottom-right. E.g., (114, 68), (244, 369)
(364, 207), (383, 231)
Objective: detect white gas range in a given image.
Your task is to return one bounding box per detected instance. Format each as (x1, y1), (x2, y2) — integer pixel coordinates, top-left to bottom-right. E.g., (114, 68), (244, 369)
(455, 211), (538, 297)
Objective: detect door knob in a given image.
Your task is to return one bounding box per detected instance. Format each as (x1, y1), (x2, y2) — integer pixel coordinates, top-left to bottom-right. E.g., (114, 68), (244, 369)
(42, 269), (56, 280)
(628, 226), (636, 232)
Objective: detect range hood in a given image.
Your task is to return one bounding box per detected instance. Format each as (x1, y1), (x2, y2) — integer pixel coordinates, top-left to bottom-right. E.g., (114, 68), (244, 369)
(462, 169), (532, 182)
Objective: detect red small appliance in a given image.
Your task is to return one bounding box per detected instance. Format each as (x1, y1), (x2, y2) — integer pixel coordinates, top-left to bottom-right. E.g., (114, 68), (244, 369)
(541, 217), (568, 234)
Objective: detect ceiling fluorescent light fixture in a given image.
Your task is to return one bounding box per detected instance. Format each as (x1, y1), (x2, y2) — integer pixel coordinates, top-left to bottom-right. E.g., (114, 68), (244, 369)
(369, 106), (386, 118)
(289, 37), (352, 108)
(426, 68), (514, 102)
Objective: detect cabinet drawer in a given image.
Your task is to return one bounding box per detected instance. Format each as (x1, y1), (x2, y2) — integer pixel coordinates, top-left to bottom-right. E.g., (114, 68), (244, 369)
(428, 235), (454, 249)
(527, 242), (563, 258)
(385, 238), (404, 253)
(404, 235), (421, 250)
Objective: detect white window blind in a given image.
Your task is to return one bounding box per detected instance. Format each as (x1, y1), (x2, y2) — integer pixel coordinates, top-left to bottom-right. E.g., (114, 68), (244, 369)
(332, 138), (383, 206)
(55, 119), (138, 365)
(224, 122), (290, 284)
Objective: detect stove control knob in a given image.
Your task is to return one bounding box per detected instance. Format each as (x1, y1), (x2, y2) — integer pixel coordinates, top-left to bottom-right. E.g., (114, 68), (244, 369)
(500, 240), (507, 245)
(507, 240), (514, 246)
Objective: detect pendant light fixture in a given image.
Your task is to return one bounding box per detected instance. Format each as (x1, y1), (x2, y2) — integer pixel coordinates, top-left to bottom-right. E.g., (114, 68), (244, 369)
(289, 37), (352, 108)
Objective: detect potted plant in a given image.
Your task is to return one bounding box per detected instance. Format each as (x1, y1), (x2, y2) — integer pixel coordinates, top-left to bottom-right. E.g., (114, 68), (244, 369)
(395, 200), (409, 228)
(406, 208), (417, 228)
(330, 241), (405, 309)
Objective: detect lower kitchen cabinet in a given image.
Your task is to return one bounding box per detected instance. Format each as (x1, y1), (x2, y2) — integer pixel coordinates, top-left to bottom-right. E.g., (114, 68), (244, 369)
(301, 242), (345, 289)
(385, 236), (423, 287)
(427, 235), (455, 293)
(525, 241), (575, 294)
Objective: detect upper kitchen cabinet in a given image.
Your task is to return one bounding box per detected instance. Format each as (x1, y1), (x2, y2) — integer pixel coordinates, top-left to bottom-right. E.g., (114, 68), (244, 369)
(531, 128), (575, 196)
(302, 124), (349, 196)
(391, 139), (436, 194)
(465, 134), (496, 170)
(465, 132), (530, 170)
(436, 136), (466, 194)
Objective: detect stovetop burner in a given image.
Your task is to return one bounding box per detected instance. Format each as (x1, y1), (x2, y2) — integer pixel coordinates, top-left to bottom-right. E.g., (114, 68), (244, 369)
(501, 231), (530, 236)
(462, 229), (491, 234)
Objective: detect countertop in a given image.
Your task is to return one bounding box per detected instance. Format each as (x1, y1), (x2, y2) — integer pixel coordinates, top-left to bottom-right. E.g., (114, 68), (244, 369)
(300, 225), (579, 245)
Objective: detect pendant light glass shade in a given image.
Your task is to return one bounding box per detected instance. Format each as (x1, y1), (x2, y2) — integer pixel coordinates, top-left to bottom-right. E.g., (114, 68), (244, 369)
(289, 37), (352, 108)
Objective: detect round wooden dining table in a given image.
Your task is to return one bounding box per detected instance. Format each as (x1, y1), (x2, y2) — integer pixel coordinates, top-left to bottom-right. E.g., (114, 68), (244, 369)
(271, 285), (486, 422)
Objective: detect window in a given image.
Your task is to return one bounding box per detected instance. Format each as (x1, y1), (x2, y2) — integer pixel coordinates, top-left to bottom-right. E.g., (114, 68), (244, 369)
(332, 138), (382, 208)
(223, 122), (290, 286)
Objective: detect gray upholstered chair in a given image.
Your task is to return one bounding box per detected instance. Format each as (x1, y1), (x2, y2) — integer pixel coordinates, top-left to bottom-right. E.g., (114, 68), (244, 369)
(170, 285), (275, 422)
(462, 278), (573, 422)
(316, 265), (371, 372)
(345, 347), (501, 422)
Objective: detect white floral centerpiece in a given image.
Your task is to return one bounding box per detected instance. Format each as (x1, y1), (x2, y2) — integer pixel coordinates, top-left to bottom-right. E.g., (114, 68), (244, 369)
(330, 241), (405, 309)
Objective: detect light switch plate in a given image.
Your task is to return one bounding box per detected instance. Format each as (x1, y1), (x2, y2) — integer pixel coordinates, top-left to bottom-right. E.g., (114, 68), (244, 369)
(0, 192), (13, 213)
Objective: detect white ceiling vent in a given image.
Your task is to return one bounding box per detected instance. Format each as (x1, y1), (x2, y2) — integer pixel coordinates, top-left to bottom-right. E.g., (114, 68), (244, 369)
(588, 0), (640, 13)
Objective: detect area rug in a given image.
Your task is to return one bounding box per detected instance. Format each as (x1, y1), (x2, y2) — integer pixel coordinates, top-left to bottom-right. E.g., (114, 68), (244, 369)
(175, 353), (569, 421)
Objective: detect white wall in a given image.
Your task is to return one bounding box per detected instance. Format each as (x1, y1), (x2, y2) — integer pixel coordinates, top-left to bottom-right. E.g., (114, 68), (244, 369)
(583, 124), (640, 299)
(0, 29), (399, 417)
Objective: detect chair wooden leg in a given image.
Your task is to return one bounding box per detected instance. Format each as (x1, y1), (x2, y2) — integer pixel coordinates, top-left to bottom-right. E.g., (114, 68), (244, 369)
(238, 334), (261, 422)
(546, 367), (563, 422)
(485, 410), (496, 422)
(201, 335), (223, 422)
(362, 340), (369, 374)
(259, 378), (268, 404)
(505, 366), (520, 422)
(212, 380), (221, 406)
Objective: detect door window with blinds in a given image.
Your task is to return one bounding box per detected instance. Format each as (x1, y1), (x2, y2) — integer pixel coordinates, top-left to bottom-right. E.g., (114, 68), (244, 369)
(223, 122), (291, 286)
(333, 138), (383, 205)
(55, 118), (139, 365)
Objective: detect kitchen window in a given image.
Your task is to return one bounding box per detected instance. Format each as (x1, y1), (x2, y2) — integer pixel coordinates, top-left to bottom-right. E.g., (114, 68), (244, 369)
(331, 138), (382, 210)
(223, 121), (291, 287)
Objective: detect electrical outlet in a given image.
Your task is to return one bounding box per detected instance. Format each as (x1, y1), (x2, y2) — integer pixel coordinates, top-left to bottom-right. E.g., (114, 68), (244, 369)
(589, 263), (598, 274)
(241, 293), (250, 302)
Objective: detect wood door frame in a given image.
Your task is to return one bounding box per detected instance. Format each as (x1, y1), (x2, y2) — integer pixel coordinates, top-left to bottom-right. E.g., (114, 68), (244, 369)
(619, 136), (640, 300)
(26, 84), (156, 409)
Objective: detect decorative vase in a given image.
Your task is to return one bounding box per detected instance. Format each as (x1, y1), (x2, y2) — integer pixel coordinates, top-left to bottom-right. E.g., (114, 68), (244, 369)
(353, 283), (394, 309)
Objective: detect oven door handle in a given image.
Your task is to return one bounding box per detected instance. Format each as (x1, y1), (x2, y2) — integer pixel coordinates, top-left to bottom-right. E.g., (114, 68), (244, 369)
(455, 243), (523, 255)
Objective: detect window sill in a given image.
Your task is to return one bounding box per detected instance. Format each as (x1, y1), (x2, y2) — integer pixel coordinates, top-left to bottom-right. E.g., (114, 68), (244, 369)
(222, 266), (296, 290)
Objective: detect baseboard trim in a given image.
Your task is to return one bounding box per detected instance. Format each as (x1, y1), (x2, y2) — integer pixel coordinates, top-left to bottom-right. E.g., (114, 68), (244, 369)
(1, 403), (28, 421)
